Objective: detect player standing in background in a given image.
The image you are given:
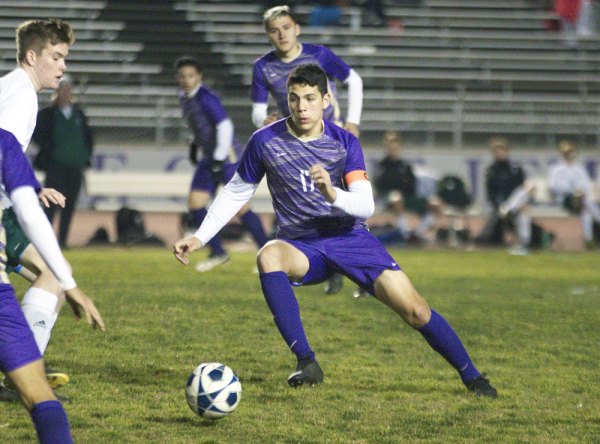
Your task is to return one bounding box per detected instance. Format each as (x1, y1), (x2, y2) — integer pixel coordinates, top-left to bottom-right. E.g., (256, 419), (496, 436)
(174, 64), (497, 398)
(176, 57), (268, 272)
(251, 5), (363, 295)
(0, 18), (102, 400)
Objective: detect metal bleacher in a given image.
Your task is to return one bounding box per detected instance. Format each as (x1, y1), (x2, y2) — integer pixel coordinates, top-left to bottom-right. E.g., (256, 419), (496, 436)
(2, 0), (600, 149)
(178, 0), (600, 148)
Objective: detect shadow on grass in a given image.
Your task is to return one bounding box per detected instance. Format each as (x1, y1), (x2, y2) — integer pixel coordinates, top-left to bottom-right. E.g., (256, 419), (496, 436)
(146, 414), (220, 427)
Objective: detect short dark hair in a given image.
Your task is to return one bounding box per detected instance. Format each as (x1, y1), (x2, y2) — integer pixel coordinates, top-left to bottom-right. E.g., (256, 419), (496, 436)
(263, 5), (298, 29)
(16, 18), (74, 63)
(174, 56), (202, 74)
(287, 64), (328, 96)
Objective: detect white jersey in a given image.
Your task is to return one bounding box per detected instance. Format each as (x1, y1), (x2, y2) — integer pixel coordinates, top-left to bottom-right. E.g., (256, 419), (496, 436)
(547, 161), (592, 198)
(0, 67), (38, 208)
(0, 67), (38, 151)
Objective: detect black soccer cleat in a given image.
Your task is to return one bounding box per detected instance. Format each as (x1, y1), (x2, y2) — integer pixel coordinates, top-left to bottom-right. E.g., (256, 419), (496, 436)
(466, 374), (497, 399)
(324, 273), (343, 295)
(287, 358), (324, 387)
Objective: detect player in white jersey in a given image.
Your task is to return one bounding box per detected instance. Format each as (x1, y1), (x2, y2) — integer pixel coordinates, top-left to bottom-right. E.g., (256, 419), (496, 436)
(0, 18), (101, 400)
(548, 140), (600, 248)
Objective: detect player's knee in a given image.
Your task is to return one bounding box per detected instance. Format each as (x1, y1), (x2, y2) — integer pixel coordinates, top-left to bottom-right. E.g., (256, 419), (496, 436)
(256, 242), (285, 273)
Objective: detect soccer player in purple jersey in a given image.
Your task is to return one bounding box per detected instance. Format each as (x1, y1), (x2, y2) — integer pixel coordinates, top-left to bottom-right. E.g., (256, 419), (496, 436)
(252, 4), (364, 294)
(175, 57), (268, 272)
(1, 127), (105, 443)
(174, 64), (497, 398)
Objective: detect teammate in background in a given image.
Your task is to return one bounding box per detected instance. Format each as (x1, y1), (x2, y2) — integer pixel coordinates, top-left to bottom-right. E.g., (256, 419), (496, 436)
(251, 4), (363, 295)
(174, 64), (497, 398)
(482, 137), (536, 256)
(176, 57), (268, 272)
(548, 140), (600, 249)
(0, 18), (102, 401)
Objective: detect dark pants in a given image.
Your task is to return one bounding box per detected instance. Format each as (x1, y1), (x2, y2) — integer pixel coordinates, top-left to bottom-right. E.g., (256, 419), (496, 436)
(44, 164), (84, 247)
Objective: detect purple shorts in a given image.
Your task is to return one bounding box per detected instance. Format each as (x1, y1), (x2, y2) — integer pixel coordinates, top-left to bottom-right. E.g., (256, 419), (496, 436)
(190, 159), (240, 194)
(283, 227), (402, 295)
(0, 284), (42, 374)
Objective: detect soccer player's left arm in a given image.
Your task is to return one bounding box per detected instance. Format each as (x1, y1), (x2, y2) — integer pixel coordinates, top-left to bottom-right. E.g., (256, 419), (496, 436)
(343, 69), (363, 137)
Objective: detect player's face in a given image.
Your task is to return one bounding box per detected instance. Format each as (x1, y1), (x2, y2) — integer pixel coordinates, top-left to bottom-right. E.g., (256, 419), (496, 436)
(287, 83), (330, 138)
(30, 43), (69, 91)
(176, 66), (202, 94)
(266, 16), (300, 56)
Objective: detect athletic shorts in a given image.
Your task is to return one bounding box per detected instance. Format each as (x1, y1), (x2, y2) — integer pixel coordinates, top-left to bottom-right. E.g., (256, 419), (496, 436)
(190, 159), (240, 195)
(1, 208), (28, 274)
(283, 227), (402, 295)
(0, 284), (42, 373)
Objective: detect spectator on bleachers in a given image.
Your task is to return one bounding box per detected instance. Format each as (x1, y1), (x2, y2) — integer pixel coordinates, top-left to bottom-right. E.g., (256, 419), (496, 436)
(554, 0), (596, 45)
(373, 131), (440, 244)
(548, 140), (600, 248)
(309, 1), (345, 27)
(476, 137), (536, 255)
(32, 75), (94, 249)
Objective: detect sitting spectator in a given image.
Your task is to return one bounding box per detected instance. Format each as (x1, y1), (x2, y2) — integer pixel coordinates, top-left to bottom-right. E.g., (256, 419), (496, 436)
(373, 131), (440, 244)
(476, 137), (536, 255)
(548, 140), (600, 249)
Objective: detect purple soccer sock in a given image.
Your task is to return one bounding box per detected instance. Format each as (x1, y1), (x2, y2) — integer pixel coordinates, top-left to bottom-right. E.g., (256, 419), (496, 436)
(417, 309), (481, 384)
(191, 208), (226, 255)
(240, 211), (269, 248)
(259, 271), (315, 361)
(30, 400), (73, 444)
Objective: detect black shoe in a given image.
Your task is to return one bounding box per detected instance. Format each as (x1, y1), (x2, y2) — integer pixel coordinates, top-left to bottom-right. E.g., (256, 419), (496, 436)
(466, 374), (497, 398)
(324, 273), (343, 295)
(287, 358), (324, 387)
(0, 384), (19, 402)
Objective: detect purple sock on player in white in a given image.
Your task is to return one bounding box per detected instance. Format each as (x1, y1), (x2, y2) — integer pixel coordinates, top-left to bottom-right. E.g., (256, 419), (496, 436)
(417, 309), (481, 384)
(259, 271), (315, 362)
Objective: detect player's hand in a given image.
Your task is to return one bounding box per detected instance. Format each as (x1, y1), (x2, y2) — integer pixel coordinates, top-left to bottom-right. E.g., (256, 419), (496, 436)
(263, 112), (279, 126)
(38, 188), (66, 208)
(310, 164), (337, 203)
(173, 236), (203, 265)
(64, 287), (106, 332)
(189, 143), (199, 165)
(210, 160), (225, 184)
(344, 122), (360, 138)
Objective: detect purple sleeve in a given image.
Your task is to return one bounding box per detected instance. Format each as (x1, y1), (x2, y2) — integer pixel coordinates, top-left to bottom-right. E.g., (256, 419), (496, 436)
(317, 46), (351, 82)
(200, 91), (228, 125)
(1, 131), (40, 194)
(236, 135), (265, 184)
(251, 60), (269, 104)
(343, 134), (367, 175)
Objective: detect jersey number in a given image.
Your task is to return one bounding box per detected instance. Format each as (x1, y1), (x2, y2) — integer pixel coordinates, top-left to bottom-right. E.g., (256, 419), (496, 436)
(300, 169), (315, 193)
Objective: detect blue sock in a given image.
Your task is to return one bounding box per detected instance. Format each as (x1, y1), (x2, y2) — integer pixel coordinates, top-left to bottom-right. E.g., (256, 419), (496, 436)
(191, 208), (226, 256)
(259, 271), (314, 361)
(417, 310), (481, 384)
(30, 400), (73, 444)
(240, 211), (268, 248)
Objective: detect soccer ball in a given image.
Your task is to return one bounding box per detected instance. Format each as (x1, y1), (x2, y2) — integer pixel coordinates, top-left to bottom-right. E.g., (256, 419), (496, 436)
(185, 362), (242, 419)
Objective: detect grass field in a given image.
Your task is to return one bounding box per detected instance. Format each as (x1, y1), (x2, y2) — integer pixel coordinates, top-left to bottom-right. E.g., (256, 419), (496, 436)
(2, 247), (599, 443)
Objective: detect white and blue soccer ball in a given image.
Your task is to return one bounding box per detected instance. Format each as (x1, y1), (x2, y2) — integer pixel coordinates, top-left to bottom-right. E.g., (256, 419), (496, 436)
(185, 362), (242, 419)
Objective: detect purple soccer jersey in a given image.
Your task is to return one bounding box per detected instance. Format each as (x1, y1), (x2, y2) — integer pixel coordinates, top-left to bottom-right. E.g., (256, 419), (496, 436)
(251, 43), (351, 124)
(179, 84), (243, 163)
(237, 119), (367, 239)
(0, 128), (43, 373)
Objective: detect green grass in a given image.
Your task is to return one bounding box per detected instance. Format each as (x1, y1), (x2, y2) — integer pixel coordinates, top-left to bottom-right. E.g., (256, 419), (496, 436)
(3, 247), (599, 443)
